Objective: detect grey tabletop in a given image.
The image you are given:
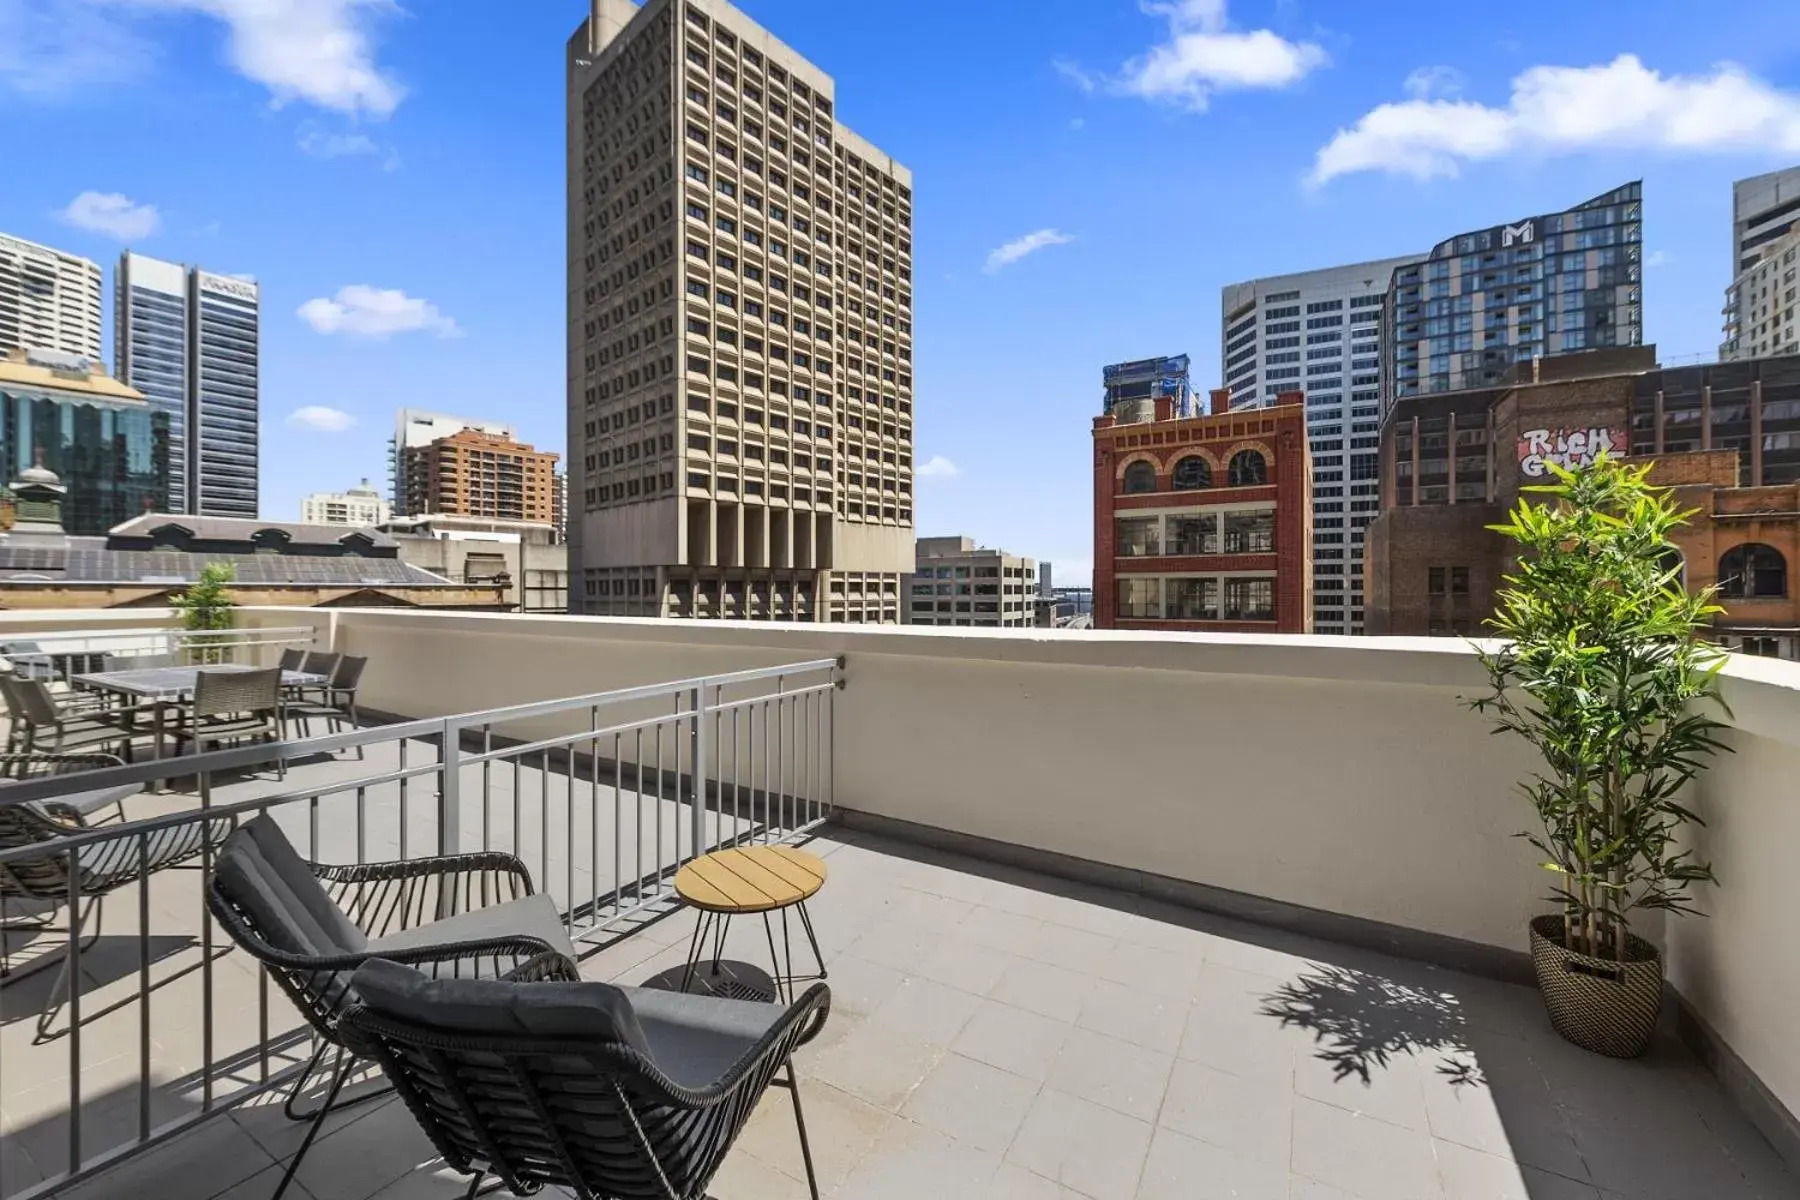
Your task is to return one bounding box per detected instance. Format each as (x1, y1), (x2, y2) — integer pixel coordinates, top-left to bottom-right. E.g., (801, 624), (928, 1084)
(70, 665), (327, 699)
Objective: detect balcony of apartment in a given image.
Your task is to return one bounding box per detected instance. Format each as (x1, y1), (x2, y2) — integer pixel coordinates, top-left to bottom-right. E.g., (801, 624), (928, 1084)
(1, 610), (1798, 1200)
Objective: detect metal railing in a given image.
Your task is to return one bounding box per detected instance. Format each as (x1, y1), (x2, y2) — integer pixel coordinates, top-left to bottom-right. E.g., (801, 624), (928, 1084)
(0, 656), (838, 1199)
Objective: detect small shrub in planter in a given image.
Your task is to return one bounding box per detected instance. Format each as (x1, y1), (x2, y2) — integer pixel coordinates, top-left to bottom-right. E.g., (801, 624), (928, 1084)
(1468, 456), (1731, 1058)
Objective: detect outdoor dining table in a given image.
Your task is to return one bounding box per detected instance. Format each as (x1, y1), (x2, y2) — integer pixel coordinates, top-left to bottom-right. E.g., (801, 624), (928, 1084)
(69, 664), (327, 782)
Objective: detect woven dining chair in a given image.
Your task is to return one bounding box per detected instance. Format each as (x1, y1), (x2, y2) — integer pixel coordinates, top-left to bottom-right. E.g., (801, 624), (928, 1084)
(169, 667), (284, 775)
(337, 956), (831, 1200)
(0, 752), (230, 1040)
(0, 677), (133, 757)
(206, 815), (572, 1192)
(288, 655), (365, 745)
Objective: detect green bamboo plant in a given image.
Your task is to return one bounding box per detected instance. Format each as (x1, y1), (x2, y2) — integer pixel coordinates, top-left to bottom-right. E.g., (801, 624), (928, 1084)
(1468, 455), (1732, 963)
(172, 562), (237, 665)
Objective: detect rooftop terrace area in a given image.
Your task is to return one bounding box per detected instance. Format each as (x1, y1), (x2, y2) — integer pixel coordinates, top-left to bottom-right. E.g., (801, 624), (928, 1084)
(2, 607), (1799, 1199)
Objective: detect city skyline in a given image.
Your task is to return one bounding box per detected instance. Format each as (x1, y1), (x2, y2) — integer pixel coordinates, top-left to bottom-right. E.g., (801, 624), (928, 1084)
(5, 0), (1800, 583)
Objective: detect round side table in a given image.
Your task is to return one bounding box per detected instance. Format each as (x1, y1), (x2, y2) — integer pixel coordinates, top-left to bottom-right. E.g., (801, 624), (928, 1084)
(674, 845), (828, 1002)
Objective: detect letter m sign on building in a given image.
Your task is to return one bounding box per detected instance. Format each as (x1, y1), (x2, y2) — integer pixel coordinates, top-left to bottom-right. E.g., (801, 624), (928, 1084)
(1501, 221), (1535, 248)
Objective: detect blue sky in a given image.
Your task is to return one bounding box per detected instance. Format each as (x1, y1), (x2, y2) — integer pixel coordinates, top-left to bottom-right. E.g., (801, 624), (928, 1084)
(6, 0), (1800, 585)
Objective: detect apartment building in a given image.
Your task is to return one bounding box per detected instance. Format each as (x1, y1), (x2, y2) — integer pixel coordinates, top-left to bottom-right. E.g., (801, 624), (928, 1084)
(1384, 182), (1644, 406)
(388, 409), (518, 516)
(301, 479), (391, 526)
(1220, 256), (1418, 635)
(566, 0), (915, 622)
(402, 428), (559, 524)
(114, 251), (260, 517)
(1733, 167), (1800, 275)
(905, 536), (1037, 627)
(1722, 226), (1800, 361)
(0, 233), (103, 361)
(1093, 386), (1312, 633)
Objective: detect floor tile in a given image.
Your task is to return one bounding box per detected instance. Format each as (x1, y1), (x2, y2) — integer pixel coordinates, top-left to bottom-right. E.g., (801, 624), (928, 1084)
(1159, 1058), (1293, 1164)
(1138, 1125), (1289, 1200)
(1007, 1089), (1153, 1200)
(833, 1118), (999, 1200)
(1045, 1027), (1174, 1123)
(1434, 1139), (1599, 1200)
(865, 974), (984, 1046)
(1077, 978), (1189, 1055)
(1290, 1096), (1443, 1200)
(899, 1052), (1040, 1153)
(950, 998), (1071, 1083)
(990, 956), (1097, 1024)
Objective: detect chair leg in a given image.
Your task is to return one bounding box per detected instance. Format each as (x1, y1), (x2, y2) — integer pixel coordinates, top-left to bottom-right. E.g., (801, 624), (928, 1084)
(782, 1058), (821, 1200)
(273, 1044), (353, 1200)
(33, 894), (102, 1043)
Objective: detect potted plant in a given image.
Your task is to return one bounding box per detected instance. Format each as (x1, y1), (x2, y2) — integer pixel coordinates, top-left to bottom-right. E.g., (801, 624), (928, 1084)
(1468, 456), (1731, 1058)
(172, 563), (237, 665)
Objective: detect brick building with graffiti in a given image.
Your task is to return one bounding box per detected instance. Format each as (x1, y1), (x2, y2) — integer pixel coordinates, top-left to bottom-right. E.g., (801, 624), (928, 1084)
(1365, 346), (1800, 659)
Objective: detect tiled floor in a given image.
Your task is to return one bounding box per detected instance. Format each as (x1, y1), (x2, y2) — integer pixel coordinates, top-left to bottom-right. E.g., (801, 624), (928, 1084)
(8, 816), (1798, 1199)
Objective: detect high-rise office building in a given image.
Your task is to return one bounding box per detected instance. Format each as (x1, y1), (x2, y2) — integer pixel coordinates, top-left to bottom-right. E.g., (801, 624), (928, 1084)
(388, 409), (519, 515)
(567, 0), (915, 622)
(0, 233), (103, 360)
(1384, 182), (1644, 405)
(115, 252), (260, 516)
(1219, 256), (1419, 635)
(1733, 167), (1800, 276)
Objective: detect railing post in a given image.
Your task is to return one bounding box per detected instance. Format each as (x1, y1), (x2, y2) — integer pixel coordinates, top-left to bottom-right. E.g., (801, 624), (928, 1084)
(690, 681), (708, 860)
(439, 717), (461, 860)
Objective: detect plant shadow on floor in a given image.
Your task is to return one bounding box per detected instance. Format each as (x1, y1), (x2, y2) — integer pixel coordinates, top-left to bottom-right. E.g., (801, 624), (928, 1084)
(1259, 961), (1484, 1089)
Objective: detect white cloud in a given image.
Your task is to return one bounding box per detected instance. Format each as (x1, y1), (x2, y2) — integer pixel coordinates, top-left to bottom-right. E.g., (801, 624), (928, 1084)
(0, 0), (154, 96)
(57, 190), (160, 239)
(1403, 65), (1464, 100)
(286, 405), (356, 432)
(1646, 249), (1671, 268)
(1052, 57), (1098, 95)
(1059, 0), (1326, 112)
(298, 285), (461, 339)
(1312, 54), (1800, 185)
(297, 128), (379, 159)
(916, 455), (961, 479)
(106, 0), (403, 116)
(984, 228), (1074, 274)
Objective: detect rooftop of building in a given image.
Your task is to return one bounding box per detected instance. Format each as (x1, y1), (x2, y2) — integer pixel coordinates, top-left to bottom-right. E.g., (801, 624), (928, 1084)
(0, 350), (144, 405)
(105, 515), (403, 551)
(2, 612), (1797, 1200)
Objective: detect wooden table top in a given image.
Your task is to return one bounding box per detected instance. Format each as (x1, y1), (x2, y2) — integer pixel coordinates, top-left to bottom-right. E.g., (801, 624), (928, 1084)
(673, 845), (827, 913)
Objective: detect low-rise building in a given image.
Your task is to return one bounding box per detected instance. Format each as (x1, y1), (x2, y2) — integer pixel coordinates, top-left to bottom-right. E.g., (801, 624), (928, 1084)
(382, 514), (569, 613)
(904, 536), (1037, 627)
(1366, 347), (1800, 658)
(302, 479), (391, 527)
(1093, 385), (1312, 632)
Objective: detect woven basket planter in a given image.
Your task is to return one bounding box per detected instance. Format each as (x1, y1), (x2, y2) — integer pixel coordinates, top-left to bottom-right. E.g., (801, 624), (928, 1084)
(1528, 915), (1662, 1058)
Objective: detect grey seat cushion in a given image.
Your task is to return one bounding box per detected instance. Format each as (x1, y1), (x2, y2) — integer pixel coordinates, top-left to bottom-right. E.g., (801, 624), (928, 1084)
(369, 892), (577, 962)
(350, 957), (650, 1055)
(213, 815), (368, 957)
(619, 985), (788, 1089)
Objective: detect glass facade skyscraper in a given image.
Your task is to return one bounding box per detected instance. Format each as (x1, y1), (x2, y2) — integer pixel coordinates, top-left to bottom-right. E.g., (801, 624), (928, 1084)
(115, 254), (259, 516)
(191, 271), (259, 516)
(1384, 182), (1643, 405)
(0, 373), (170, 535)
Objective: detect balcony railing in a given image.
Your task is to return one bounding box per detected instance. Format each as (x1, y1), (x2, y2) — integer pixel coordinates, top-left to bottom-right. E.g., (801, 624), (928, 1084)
(0, 655), (837, 1199)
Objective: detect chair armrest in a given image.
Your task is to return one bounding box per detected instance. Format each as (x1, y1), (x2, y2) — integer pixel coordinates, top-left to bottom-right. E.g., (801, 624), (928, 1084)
(624, 981), (834, 1108)
(263, 934), (564, 980)
(503, 949), (584, 983)
(314, 852), (536, 937)
(312, 850), (534, 893)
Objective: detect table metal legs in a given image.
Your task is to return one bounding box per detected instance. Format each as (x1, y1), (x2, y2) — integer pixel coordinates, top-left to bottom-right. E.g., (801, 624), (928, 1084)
(680, 900), (828, 1003)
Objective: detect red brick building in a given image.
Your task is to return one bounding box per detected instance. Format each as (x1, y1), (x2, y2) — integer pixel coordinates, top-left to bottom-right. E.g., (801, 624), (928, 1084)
(1093, 387), (1311, 632)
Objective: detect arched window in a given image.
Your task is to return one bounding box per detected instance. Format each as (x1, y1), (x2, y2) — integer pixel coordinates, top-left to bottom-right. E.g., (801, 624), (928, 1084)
(1172, 456), (1212, 490)
(1122, 461), (1156, 494)
(1228, 449), (1267, 487)
(1719, 543), (1787, 598)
